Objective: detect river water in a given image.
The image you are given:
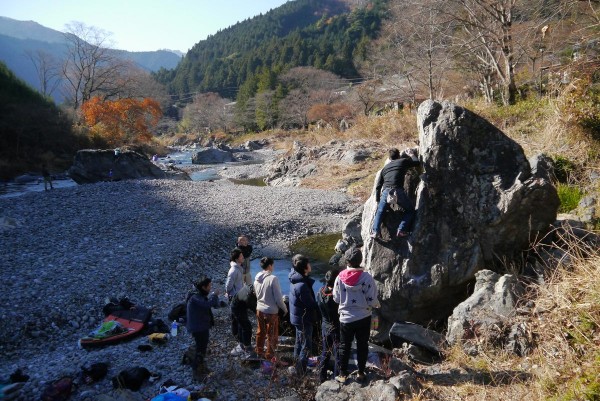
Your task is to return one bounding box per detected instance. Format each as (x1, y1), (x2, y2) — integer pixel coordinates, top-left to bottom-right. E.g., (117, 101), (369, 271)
(0, 150), (255, 198)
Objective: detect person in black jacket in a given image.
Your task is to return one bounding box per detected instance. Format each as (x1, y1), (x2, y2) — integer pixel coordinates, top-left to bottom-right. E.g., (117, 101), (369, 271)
(186, 276), (220, 378)
(317, 269), (340, 383)
(229, 283), (258, 358)
(371, 147), (420, 239)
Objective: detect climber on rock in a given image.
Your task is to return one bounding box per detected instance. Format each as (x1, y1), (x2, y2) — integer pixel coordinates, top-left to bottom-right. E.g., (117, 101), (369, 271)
(370, 147), (420, 239)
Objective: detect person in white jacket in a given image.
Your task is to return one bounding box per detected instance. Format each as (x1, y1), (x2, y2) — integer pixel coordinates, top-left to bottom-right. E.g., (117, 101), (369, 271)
(225, 248), (246, 354)
(254, 257), (288, 359)
(333, 247), (380, 384)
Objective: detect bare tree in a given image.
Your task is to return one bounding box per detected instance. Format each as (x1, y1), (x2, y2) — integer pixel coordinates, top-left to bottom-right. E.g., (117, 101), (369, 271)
(380, 0), (456, 101)
(181, 92), (232, 133)
(61, 22), (131, 109)
(25, 49), (61, 97)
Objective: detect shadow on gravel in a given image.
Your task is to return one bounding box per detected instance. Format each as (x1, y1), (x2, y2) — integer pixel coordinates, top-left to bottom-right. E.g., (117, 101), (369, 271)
(423, 368), (532, 386)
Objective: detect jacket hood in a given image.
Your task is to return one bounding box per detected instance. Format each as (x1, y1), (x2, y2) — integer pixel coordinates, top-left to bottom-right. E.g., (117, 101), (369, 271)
(339, 267), (364, 287)
(289, 269), (314, 285)
(255, 270), (271, 284)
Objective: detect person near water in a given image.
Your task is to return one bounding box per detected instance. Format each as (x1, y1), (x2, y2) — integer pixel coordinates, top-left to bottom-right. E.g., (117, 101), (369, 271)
(254, 257), (288, 360)
(236, 235), (253, 285)
(186, 276), (220, 379)
(333, 247), (380, 384)
(288, 254), (317, 375)
(225, 248), (246, 354)
(41, 164), (53, 190)
(317, 268), (341, 383)
(229, 282), (257, 358)
(371, 147), (420, 239)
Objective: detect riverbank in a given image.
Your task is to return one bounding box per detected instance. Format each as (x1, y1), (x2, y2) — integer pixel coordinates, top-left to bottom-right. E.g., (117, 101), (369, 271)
(0, 178), (356, 400)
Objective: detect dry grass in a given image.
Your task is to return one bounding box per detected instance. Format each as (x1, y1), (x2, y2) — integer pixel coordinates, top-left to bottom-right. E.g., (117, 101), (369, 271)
(410, 239), (600, 401)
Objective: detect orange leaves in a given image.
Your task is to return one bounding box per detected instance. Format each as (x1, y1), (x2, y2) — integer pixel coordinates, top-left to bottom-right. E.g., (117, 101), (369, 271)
(81, 96), (162, 146)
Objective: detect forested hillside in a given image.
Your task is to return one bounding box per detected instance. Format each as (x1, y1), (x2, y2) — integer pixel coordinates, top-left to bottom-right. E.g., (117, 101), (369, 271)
(155, 0), (385, 100)
(0, 61), (88, 179)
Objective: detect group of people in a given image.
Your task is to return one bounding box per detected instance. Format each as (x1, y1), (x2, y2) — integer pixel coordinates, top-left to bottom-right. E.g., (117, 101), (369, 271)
(184, 146), (420, 383)
(185, 236), (380, 384)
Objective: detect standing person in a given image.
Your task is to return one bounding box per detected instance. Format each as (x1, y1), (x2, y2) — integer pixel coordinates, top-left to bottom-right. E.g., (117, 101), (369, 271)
(41, 164), (53, 190)
(288, 254), (317, 375)
(333, 247), (380, 384)
(371, 147), (420, 239)
(236, 235), (253, 285)
(186, 276), (220, 380)
(225, 248), (244, 349)
(254, 257), (288, 360)
(317, 269), (340, 383)
(229, 283), (257, 357)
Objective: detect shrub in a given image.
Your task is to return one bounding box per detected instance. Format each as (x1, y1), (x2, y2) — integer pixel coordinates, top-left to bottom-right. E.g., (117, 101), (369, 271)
(556, 183), (583, 213)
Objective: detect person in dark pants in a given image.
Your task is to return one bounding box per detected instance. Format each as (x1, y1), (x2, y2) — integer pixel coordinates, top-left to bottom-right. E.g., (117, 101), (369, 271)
(226, 248), (244, 350)
(229, 283), (257, 357)
(333, 247), (380, 384)
(288, 254), (317, 375)
(371, 147), (420, 238)
(317, 269), (341, 383)
(186, 276), (220, 379)
(42, 164), (53, 190)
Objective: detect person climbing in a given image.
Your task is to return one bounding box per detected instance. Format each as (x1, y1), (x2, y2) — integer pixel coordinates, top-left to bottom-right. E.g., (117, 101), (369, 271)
(288, 254), (317, 376)
(41, 164), (53, 190)
(236, 235), (253, 285)
(371, 147), (420, 239)
(254, 257), (288, 360)
(317, 269), (341, 383)
(186, 276), (220, 379)
(229, 282), (257, 358)
(333, 247), (380, 384)
(225, 248), (245, 352)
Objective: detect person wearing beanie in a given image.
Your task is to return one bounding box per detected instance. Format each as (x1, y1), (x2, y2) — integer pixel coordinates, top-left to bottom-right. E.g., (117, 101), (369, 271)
(317, 268), (340, 383)
(371, 147), (420, 239)
(288, 254), (317, 375)
(333, 247), (380, 384)
(186, 276), (220, 379)
(254, 257), (288, 360)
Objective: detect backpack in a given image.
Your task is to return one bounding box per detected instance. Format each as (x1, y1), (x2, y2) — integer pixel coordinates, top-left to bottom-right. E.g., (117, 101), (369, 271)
(40, 377), (72, 401)
(167, 303), (187, 323)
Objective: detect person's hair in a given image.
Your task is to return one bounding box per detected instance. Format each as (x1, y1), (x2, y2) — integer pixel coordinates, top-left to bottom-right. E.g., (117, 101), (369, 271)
(230, 248), (243, 262)
(325, 269), (340, 287)
(292, 254), (309, 275)
(194, 276), (212, 294)
(260, 257), (274, 270)
(389, 148), (400, 160)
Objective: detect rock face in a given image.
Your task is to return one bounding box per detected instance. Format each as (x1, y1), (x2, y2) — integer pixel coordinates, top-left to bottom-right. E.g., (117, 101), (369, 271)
(446, 270), (524, 345)
(191, 147), (234, 164)
(363, 100), (559, 332)
(264, 140), (375, 186)
(68, 149), (169, 184)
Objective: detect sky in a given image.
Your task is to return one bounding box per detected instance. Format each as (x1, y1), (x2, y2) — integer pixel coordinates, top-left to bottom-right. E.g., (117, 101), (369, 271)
(0, 0), (291, 53)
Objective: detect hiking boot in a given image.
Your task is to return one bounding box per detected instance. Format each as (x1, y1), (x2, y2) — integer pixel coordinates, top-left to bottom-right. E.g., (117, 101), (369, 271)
(356, 372), (367, 383)
(230, 344), (244, 356)
(335, 374), (348, 384)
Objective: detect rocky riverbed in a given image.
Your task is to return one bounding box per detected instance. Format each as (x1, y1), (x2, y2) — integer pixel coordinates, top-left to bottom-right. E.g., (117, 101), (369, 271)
(0, 174), (356, 400)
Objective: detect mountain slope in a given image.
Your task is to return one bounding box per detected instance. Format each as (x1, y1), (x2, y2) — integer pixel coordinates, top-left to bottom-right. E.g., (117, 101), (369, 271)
(157, 0), (385, 99)
(0, 17), (182, 103)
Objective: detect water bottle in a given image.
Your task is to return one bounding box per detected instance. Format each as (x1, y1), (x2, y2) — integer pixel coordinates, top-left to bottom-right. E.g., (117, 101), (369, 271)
(171, 320), (178, 337)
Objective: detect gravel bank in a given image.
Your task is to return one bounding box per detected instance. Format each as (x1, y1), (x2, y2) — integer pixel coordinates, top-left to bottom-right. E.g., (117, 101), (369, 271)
(0, 177), (356, 400)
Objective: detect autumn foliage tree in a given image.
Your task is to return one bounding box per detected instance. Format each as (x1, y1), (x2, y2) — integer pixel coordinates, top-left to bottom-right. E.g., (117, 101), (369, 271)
(81, 96), (162, 147)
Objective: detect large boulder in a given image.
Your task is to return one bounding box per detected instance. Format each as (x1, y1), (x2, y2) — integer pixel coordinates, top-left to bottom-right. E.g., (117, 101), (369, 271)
(363, 100), (559, 333)
(191, 147), (234, 164)
(68, 149), (169, 184)
(446, 270), (524, 345)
